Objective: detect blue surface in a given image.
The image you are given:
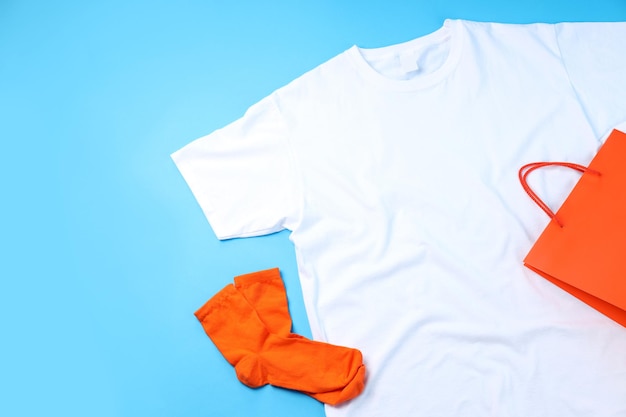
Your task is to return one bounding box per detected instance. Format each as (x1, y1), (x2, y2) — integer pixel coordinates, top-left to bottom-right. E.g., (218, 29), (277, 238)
(2, 1), (625, 416)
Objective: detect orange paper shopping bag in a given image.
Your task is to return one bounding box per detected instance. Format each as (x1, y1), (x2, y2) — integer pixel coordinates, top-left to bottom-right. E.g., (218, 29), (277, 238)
(519, 129), (626, 327)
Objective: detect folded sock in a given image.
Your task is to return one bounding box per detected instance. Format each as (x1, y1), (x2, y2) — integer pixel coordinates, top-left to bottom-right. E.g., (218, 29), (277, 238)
(195, 282), (365, 404)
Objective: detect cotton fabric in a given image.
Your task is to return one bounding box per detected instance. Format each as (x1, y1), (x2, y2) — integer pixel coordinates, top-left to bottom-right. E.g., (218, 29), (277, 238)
(173, 20), (626, 417)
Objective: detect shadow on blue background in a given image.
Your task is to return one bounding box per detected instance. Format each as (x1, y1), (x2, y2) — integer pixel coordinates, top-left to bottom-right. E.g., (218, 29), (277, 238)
(1, 1), (625, 416)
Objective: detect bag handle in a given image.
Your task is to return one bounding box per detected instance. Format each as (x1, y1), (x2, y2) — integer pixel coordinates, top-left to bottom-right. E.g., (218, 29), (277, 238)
(518, 162), (601, 228)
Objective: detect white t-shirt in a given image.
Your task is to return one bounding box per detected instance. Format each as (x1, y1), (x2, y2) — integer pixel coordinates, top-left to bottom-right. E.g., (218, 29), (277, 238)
(172, 20), (626, 417)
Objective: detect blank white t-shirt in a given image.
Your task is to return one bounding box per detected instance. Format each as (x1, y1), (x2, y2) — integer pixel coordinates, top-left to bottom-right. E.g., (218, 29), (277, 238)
(173, 20), (626, 417)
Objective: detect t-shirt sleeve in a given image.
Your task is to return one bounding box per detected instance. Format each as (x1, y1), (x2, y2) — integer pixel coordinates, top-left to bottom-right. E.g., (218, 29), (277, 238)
(555, 22), (626, 138)
(170, 93), (300, 240)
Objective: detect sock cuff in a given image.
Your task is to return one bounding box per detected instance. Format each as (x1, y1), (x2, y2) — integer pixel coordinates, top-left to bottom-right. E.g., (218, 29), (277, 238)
(233, 267), (282, 289)
(194, 284), (239, 322)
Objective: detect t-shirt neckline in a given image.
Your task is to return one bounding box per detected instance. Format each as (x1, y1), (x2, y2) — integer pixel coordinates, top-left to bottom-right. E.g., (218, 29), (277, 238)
(347, 19), (463, 91)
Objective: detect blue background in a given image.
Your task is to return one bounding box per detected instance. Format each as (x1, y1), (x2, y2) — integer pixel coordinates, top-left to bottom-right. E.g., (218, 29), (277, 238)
(2, 1), (625, 416)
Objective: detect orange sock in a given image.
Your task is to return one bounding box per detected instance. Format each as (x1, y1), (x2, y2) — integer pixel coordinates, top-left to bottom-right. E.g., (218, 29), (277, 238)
(233, 268), (366, 404)
(195, 283), (365, 405)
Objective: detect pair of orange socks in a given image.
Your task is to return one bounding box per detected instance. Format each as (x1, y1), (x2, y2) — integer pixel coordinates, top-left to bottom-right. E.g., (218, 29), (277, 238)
(194, 268), (366, 405)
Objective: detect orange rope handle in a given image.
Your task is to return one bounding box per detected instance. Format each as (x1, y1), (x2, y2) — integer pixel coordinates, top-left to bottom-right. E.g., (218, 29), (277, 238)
(518, 162), (601, 228)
